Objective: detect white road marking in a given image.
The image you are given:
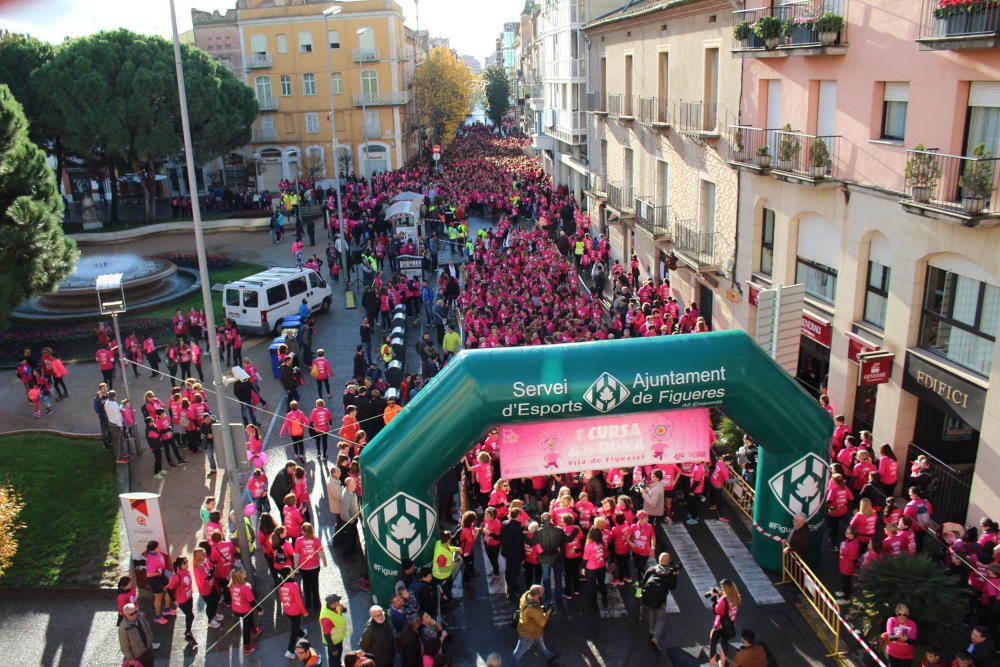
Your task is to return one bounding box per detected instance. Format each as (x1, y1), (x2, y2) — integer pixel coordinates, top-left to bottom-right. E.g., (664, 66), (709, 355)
(599, 585), (628, 618)
(663, 522), (715, 608)
(705, 519), (785, 605)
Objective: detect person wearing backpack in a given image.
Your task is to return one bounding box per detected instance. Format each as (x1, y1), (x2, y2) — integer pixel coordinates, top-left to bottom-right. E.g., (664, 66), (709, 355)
(730, 628), (772, 667)
(640, 552), (679, 652)
(903, 486), (934, 552)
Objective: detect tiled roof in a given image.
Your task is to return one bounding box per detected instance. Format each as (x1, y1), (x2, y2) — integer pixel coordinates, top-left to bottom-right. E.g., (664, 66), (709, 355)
(586, 0), (695, 29)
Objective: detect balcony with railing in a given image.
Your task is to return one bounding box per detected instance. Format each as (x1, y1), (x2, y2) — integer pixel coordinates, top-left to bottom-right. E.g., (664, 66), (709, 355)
(545, 110), (587, 146)
(586, 172), (607, 197)
(676, 101), (719, 137)
(607, 93), (623, 119)
(257, 97), (278, 112)
(731, 0), (849, 57)
(901, 147), (1000, 225)
(769, 130), (841, 185)
(352, 47), (380, 63)
(586, 91), (607, 115)
(917, 0), (1000, 49)
(672, 219), (719, 271)
(529, 83), (543, 100)
(635, 197), (671, 239)
(637, 96), (670, 128)
(545, 58), (586, 80)
(247, 52), (272, 69)
(251, 126), (276, 143)
(352, 92), (409, 107)
(606, 180), (635, 215)
(728, 125), (774, 172)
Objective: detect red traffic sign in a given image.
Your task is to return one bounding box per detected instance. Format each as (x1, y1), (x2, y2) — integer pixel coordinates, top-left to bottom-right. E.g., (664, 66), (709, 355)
(432, 144), (440, 154)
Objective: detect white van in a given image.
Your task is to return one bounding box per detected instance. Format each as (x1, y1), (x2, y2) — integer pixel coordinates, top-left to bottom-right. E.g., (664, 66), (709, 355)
(224, 267), (331, 335)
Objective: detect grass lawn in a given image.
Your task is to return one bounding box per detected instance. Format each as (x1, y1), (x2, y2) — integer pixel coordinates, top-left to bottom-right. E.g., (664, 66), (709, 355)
(0, 434), (120, 587)
(141, 260), (267, 322)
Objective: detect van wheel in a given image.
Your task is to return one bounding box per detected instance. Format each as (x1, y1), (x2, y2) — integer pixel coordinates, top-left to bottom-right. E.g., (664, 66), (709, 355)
(320, 298), (331, 314)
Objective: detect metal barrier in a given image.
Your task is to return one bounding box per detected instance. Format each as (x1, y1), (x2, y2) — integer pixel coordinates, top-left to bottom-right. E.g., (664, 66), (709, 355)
(722, 474), (756, 522)
(903, 442), (974, 523)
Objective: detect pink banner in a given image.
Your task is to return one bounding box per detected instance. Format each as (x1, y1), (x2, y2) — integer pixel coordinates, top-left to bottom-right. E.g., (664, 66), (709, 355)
(498, 408), (714, 479)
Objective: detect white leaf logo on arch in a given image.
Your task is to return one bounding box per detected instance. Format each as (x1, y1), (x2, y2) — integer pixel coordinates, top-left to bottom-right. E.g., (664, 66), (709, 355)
(583, 372), (631, 413)
(768, 452), (828, 521)
(366, 492), (437, 564)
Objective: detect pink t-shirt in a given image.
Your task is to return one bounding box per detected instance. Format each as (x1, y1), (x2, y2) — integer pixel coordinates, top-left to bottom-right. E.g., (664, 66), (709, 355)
(230, 582), (254, 614)
(885, 617), (917, 659)
(629, 523), (655, 556)
(295, 536), (324, 570)
(472, 462), (493, 494)
(583, 541), (607, 570)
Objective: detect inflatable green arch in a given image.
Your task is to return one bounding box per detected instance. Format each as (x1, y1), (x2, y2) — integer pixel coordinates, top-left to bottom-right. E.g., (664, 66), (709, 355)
(360, 330), (832, 602)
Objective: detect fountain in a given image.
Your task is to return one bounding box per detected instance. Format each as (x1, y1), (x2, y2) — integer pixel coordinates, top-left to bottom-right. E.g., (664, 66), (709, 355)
(12, 254), (200, 322)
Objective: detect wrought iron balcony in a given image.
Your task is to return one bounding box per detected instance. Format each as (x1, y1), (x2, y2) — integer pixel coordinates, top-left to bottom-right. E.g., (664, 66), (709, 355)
(607, 93), (623, 119)
(352, 48), (380, 63)
(586, 91), (607, 115)
(901, 147), (1000, 225)
(251, 127), (276, 143)
(916, 0), (1000, 49)
(247, 53), (272, 69)
(352, 92), (409, 107)
(635, 197), (671, 239)
(731, 0), (849, 56)
(672, 219), (718, 271)
(677, 100), (719, 137)
(607, 180), (635, 214)
(257, 97), (278, 112)
(586, 172), (607, 197)
(637, 96), (670, 128)
(728, 125), (773, 171)
(770, 130), (841, 184)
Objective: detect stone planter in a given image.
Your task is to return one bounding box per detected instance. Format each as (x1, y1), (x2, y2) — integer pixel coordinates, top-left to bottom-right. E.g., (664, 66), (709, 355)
(757, 155), (771, 169)
(819, 31), (838, 46)
(747, 33), (765, 49)
(777, 159), (796, 172)
(962, 196), (989, 215)
(809, 165), (826, 178)
(789, 26), (816, 45)
(910, 185), (934, 203)
(764, 36), (781, 50)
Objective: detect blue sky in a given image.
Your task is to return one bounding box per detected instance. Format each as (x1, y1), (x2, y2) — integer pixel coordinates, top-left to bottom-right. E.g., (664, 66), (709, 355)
(0, 0), (525, 64)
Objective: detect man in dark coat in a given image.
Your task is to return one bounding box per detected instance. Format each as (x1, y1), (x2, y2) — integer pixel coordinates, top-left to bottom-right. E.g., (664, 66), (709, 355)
(501, 507), (526, 600)
(270, 461), (297, 510)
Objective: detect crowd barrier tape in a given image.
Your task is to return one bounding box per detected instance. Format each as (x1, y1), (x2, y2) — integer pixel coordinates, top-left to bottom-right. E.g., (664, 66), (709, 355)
(722, 475), (887, 666)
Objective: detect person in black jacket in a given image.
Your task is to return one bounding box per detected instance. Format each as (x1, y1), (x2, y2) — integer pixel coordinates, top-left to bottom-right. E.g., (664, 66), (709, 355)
(270, 461), (297, 511)
(359, 606), (395, 667)
(408, 567), (441, 619)
(279, 355), (300, 411)
(501, 508), (526, 600)
(353, 345), (368, 380)
(397, 615), (422, 667)
(233, 378), (259, 426)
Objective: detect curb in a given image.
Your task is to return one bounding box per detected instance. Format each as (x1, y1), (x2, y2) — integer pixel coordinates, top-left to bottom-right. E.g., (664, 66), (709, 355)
(0, 586), (118, 599)
(0, 429), (101, 439)
(70, 216), (271, 245)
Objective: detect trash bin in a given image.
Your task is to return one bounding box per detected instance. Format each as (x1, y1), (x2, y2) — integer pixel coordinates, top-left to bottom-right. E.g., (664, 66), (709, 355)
(282, 315), (302, 329)
(387, 359), (404, 387)
(268, 337), (285, 378)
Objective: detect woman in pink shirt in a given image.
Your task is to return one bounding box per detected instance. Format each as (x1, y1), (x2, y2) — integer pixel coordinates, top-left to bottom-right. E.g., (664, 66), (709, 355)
(166, 556), (197, 647)
(294, 522), (326, 609)
(574, 491), (595, 530)
(281, 400), (310, 462)
(628, 511), (656, 575)
(458, 511), (481, 577)
(877, 444), (898, 496)
(310, 349), (333, 398)
(467, 451), (494, 510)
(838, 527), (860, 600)
(609, 513), (632, 585)
(115, 575), (137, 626)
(882, 603), (917, 666)
(849, 498), (878, 552)
(277, 568), (309, 658)
(144, 541), (174, 625)
(482, 506), (502, 579)
(583, 527), (608, 609)
(192, 547), (223, 629)
(310, 398), (332, 461)
(229, 569), (260, 655)
(825, 474), (854, 550)
(707, 580), (741, 666)
(283, 493), (305, 539)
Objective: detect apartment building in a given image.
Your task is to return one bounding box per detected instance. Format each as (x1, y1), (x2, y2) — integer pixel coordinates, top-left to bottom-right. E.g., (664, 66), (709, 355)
(583, 0), (744, 332)
(232, 0), (412, 189)
(731, 0), (1000, 524)
(516, 1), (542, 137)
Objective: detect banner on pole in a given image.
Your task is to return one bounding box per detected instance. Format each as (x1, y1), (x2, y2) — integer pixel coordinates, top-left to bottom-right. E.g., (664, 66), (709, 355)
(498, 408), (714, 478)
(119, 492), (169, 564)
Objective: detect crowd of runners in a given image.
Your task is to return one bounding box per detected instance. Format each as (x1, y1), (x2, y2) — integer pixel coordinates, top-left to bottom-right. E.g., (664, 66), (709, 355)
(10, 122), (1000, 667)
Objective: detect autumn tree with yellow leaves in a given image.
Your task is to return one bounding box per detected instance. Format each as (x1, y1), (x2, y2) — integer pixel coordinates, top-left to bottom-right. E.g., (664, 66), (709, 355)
(413, 46), (476, 147)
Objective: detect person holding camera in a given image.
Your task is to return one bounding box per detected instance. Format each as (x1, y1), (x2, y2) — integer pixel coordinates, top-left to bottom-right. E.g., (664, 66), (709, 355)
(640, 469), (666, 523)
(512, 584), (559, 665)
(640, 552), (680, 651)
(706, 579), (741, 666)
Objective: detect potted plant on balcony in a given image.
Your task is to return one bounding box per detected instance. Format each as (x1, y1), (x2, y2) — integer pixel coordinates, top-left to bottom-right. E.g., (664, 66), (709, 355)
(904, 144), (940, 203)
(732, 128), (747, 161)
(809, 138), (829, 178)
(756, 145), (771, 169)
(814, 12), (844, 45)
(754, 15), (785, 50)
(959, 143), (994, 214)
(733, 20), (754, 47)
(785, 15), (818, 46)
(777, 124), (801, 171)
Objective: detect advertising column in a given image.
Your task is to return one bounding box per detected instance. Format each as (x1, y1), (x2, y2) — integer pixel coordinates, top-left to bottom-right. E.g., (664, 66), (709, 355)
(119, 492), (169, 587)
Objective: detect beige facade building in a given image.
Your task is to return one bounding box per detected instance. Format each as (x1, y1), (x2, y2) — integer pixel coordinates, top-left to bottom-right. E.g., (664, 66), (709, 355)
(205, 0), (414, 191)
(584, 0), (743, 332)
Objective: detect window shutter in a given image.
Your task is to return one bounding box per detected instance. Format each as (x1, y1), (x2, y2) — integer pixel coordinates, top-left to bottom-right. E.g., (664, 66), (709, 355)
(969, 82), (1000, 108)
(884, 82), (909, 103)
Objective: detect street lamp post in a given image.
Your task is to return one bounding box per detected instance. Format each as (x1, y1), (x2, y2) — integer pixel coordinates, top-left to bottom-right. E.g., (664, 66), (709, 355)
(169, 0), (252, 575)
(323, 5), (350, 294)
(357, 27), (373, 181)
(95, 273), (134, 456)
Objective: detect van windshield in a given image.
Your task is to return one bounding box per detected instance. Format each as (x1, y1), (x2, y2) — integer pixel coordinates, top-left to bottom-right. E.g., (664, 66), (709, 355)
(225, 289), (240, 307)
(242, 290), (259, 308)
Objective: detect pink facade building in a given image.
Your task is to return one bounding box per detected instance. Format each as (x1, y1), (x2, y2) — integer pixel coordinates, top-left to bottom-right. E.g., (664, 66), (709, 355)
(732, 0), (1000, 525)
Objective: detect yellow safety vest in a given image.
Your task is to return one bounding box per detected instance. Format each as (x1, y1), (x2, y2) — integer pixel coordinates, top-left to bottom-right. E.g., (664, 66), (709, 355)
(432, 540), (456, 580)
(319, 606), (347, 644)
(575, 241), (585, 256)
(447, 225), (458, 240)
(380, 344), (393, 363)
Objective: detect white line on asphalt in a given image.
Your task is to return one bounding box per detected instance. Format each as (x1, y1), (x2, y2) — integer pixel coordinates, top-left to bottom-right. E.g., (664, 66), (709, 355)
(666, 592), (681, 613)
(704, 519), (785, 606)
(599, 585), (629, 619)
(663, 522), (715, 608)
